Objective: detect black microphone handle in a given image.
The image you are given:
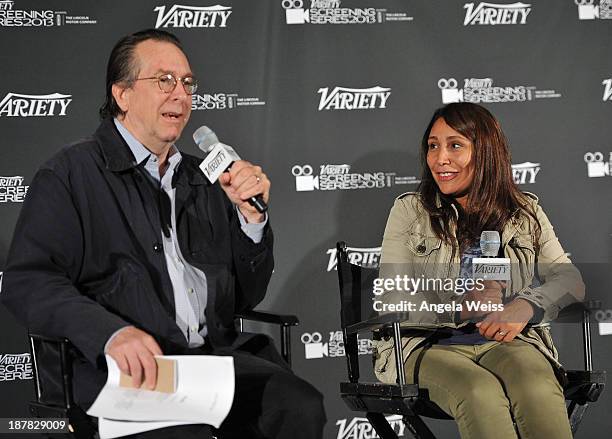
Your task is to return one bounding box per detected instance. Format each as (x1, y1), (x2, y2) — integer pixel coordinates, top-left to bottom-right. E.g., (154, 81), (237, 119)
(222, 163), (268, 214)
(248, 195), (268, 213)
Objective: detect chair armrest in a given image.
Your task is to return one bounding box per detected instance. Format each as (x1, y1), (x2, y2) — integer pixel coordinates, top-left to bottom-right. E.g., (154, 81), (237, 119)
(236, 310), (299, 326)
(344, 312), (409, 335)
(28, 332), (74, 408)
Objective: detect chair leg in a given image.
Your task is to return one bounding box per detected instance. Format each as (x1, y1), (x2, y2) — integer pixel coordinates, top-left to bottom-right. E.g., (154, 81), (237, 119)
(567, 401), (589, 434)
(365, 413), (399, 439)
(402, 414), (437, 439)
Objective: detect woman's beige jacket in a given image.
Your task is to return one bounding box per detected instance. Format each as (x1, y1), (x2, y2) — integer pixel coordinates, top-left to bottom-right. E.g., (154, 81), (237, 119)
(373, 192), (585, 384)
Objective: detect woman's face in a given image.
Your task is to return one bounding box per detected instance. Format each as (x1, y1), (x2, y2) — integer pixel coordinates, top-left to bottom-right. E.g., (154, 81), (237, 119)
(426, 117), (475, 208)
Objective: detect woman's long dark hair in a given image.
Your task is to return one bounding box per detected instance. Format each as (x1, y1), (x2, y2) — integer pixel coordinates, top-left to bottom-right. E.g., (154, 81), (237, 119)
(417, 103), (540, 252)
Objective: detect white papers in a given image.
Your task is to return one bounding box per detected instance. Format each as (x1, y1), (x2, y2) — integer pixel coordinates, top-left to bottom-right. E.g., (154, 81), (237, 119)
(87, 355), (235, 439)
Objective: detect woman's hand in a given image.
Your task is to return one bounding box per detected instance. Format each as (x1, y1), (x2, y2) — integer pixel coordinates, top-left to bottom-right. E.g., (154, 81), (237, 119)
(476, 298), (534, 342)
(459, 280), (504, 320)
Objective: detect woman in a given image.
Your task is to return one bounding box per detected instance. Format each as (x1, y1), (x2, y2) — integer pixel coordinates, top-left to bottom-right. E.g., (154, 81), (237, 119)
(373, 103), (584, 439)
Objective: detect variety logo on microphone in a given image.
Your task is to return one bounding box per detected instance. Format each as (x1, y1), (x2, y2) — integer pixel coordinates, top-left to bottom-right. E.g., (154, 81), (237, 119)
(301, 331), (372, 360)
(292, 164), (419, 192)
(512, 162), (541, 184)
(0, 353), (32, 382)
(336, 415), (405, 439)
(574, 0), (612, 20)
(584, 152), (611, 177)
(317, 86), (391, 111)
(154, 4), (232, 28)
(0, 176), (28, 203)
(438, 77), (562, 104)
(603, 78), (612, 101)
(0, 93), (72, 117)
(463, 2), (531, 25)
(0, 0), (97, 26)
(326, 246), (381, 272)
(191, 92), (265, 111)
(281, 0), (413, 25)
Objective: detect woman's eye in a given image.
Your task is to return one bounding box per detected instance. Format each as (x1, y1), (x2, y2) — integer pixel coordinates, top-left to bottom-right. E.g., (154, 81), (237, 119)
(452, 143), (462, 149)
(428, 143), (437, 149)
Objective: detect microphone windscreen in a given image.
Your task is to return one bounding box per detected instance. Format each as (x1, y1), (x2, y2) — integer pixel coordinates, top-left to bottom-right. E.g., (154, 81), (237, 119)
(480, 231), (501, 257)
(193, 126), (219, 153)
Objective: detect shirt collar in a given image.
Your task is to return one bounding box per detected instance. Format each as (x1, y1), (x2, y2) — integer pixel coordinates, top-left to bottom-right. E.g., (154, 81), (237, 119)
(113, 118), (182, 182)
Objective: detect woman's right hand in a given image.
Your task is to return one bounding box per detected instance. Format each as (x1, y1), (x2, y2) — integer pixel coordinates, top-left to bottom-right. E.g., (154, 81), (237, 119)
(459, 280), (505, 321)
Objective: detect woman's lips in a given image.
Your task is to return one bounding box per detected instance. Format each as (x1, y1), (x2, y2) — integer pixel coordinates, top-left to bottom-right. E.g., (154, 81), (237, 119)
(436, 171), (458, 182)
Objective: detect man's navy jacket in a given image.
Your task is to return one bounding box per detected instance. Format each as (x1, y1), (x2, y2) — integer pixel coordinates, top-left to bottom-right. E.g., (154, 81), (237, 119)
(1, 118), (274, 407)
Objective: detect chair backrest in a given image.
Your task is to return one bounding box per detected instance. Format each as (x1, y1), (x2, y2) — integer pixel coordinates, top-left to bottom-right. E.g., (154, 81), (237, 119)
(336, 242), (380, 330)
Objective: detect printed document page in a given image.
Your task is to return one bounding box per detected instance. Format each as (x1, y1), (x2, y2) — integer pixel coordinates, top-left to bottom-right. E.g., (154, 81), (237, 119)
(87, 355), (234, 439)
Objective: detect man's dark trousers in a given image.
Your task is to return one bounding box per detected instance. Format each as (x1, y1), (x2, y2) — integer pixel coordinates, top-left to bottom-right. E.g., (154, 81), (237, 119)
(124, 339), (326, 439)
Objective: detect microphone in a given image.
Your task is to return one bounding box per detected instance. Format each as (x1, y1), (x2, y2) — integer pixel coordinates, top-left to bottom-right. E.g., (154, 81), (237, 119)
(193, 126), (268, 213)
(472, 231), (511, 281)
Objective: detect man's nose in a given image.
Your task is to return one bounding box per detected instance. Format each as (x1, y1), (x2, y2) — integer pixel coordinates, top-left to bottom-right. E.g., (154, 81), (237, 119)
(170, 82), (189, 101)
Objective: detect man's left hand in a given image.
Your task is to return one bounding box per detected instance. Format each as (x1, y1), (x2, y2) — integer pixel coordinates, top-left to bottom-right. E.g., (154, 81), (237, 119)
(476, 298), (534, 342)
(219, 160), (270, 223)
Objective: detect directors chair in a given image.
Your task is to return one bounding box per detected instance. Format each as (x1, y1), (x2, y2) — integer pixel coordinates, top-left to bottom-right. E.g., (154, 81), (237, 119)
(27, 310), (299, 439)
(335, 241), (606, 439)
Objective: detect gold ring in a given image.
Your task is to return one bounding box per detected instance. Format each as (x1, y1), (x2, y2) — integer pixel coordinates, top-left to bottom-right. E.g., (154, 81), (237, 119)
(498, 331), (506, 336)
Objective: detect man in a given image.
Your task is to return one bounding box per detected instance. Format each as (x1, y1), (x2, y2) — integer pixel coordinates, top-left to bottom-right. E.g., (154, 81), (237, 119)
(1, 29), (325, 439)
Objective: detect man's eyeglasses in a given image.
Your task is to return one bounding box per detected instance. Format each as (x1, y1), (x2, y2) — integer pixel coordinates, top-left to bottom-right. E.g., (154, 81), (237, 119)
(135, 73), (198, 95)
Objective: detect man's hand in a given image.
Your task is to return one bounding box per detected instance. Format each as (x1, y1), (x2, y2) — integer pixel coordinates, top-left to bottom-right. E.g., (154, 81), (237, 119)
(218, 160), (270, 224)
(476, 298), (535, 342)
(105, 326), (163, 390)
(460, 280), (504, 320)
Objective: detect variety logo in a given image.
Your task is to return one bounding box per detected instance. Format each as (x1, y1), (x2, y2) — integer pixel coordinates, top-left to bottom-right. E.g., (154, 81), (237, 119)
(463, 2), (531, 25)
(512, 162), (540, 184)
(336, 415), (405, 439)
(0, 0), (96, 26)
(0, 353), (33, 381)
(301, 331), (372, 360)
(154, 4), (232, 28)
(574, 0), (612, 20)
(292, 164), (419, 192)
(0, 176), (28, 203)
(584, 152), (611, 177)
(595, 309), (612, 336)
(603, 78), (612, 101)
(326, 246), (381, 272)
(317, 86), (391, 111)
(0, 93), (72, 117)
(438, 77), (561, 104)
(281, 0), (412, 25)
(191, 92), (265, 110)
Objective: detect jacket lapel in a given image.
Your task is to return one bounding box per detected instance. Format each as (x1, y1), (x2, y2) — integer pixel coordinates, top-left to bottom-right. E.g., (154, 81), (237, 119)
(94, 119), (161, 247)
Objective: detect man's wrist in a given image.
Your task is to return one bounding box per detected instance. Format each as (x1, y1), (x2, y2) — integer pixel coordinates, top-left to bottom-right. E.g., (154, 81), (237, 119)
(240, 208), (265, 224)
(104, 325), (132, 354)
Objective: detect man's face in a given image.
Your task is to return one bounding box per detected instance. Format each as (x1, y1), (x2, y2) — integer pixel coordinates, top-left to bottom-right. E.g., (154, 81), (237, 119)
(114, 40), (193, 152)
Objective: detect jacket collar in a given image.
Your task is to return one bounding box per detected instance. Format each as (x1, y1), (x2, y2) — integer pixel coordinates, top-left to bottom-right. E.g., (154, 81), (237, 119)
(94, 118), (207, 186)
(435, 193), (459, 219)
(432, 191), (532, 247)
(95, 118), (139, 172)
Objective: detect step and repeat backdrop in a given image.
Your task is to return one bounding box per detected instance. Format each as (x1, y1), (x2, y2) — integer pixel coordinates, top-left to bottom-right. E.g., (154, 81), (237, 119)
(1, 0), (611, 438)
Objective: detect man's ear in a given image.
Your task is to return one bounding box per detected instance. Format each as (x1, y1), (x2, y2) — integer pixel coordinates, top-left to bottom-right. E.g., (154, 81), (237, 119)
(112, 83), (130, 114)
